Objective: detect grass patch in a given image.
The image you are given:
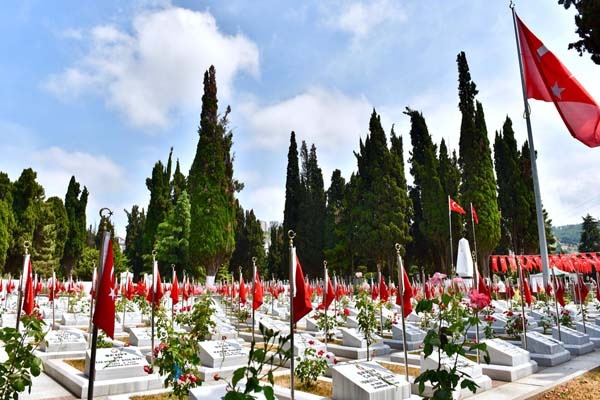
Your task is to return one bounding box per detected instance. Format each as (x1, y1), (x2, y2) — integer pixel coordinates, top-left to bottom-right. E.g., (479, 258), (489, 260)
(377, 361), (421, 377)
(130, 394), (170, 400)
(64, 359), (85, 372)
(531, 367), (600, 400)
(272, 374), (332, 398)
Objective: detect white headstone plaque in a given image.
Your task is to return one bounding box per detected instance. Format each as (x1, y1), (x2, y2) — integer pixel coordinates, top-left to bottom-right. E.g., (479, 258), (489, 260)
(41, 330), (87, 352)
(199, 340), (248, 368)
(85, 347), (149, 380)
(331, 361), (411, 400)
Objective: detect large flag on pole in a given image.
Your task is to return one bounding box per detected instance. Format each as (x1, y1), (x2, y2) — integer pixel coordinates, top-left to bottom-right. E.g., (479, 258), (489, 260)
(516, 14), (600, 147)
(92, 235), (116, 338)
(239, 273), (247, 304)
(449, 197), (466, 214)
(322, 269), (334, 310)
(252, 269), (263, 311)
(292, 248), (312, 323)
(21, 255), (35, 316)
(170, 269), (179, 305)
(396, 258), (413, 317)
(146, 259), (164, 308)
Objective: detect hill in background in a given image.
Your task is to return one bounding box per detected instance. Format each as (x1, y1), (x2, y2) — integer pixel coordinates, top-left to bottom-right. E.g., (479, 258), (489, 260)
(552, 223), (582, 253)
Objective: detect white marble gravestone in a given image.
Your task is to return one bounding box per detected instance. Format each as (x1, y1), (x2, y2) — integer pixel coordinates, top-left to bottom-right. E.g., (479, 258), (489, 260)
(283, 333), (327, 357)
(41, 329), (87, 352)
(61, 313), (89, 326)
(199, 339), (248, 368)
(85, 347), (149, 380)
(128, 327), (152, 347)
(552, 326), (594, 355)
(481, 338), (538, 381)
(341, 327), (383, 348)
(331, 361), (411, 400)
(575, 321), (600, 348)
(525, 331), (571, 366)
(420, 350), (492, 396)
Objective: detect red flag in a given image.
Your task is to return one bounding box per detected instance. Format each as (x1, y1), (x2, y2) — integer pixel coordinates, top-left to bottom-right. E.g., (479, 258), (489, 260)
(449, 197), (466, 214)
(396, 262), (413, 317)
(322, 271), (335, 310)
(371, 278), (378, 300)
(521, 271), (533, 307)
(146, 260), (164, 308)
(379, 274), (389, 302)
(596, 278), (600, 302)
(90, 266), (97, 298)
(48, 271), (59, 302)
(516, 14), (600, 147)
(93, 235), (116, 338)
(21, 255), (35, 316)
(170, 270), (179, 305)
(575, 275), (589, 303)
(477, 272), (490, 299)
(506, 280), (514, 299)
(252, 270), (263, 311)
(239, 274), (247, 304)
(292, 249), (313, 323)
(555, 278), (566, 307)
(471, 204), (479, 224)
(126, 277), (134, 300)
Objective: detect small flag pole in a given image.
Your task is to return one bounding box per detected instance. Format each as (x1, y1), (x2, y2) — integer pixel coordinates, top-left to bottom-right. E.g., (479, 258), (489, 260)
(577, 272), (587, 334)
(288, 230), (296, 400)
(472, 250), (480, 364)
(448, 196), (455, 275)
(171, 264), (176, 328)
(551, 266), (562, 341)
(51, 271), (56, 330)
(87, 264), (97, 347)
(88, 207), (112, 400)
(252, 257), (257, 343)
(395, 244), (409, 381)
(15, 241), (30, 332)
(377, 265), (383, 335)
(150, 249), (157, 365)
(514, 253), (528, 350)
(323, 261), (328, 345)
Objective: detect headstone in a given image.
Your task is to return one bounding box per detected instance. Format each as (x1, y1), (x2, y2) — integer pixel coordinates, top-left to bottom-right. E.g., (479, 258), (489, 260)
(258, 318), (290, 335)
(61, 313), (89, 326)
(552, 326), (594, 355)
(391, 324), (426, 343)
(283, 333), (327, 357)
(484, 338), (530, 366)
(341, 328), (382, 348)
(199, 340), (248, 368)
(117, 312), (143, 327)
(331, 361), (411, 400)
(525, 331), (571, 367)
(40, 329), (87, 352)
(345, 316), (359, 329)
(421, 351), (481, 379)
(575, 321), (600, 348)
(305, 318), (320, 332)
(85, 347), (149, 380)
(128, 327), (152, 347)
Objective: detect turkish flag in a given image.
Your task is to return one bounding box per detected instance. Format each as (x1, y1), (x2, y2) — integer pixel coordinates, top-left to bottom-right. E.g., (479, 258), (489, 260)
(322, 272), (335, 310)
(575, 275), (590, 303)
(48, 271), (59, 302)
(477, 271), (491, 299)
(555, 278), (566, 307)
(379, 275), (389, 302)
(170, 270), (179, 305)
(292, 249), (313, 323)
(92, 233), (116, 339)
(239, 274), (247, 304)
(449, 197), (466, 214)
(21, 255), (35, 316)
(521, 271), (533, 307)
(371, 279), (378, 300)
(146, 260), (164, 308)
(126, 277), (135, 300)
(471, 204), (479, 224)
(252, 270), (263, 311)
(516, 14), (600, 147)
(396, 262), (413, 317)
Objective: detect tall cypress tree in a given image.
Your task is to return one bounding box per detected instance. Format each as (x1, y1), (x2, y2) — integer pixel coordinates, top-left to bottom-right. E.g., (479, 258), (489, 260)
(282, 131), (301, 276)
(188, 66), (237, 278)
(62, 175), (87, 277)
(579, 214), (600, 252)
(143, 148), (173, 256)
(323, 169), (346, 272)
(267, 223), (284, 279)
(296, 142), (326, 277)
(45, 196), (69, 266)
(405, 108), (447, 273)
(125, 205), (146, 279)
(520, 141), (539, 253)
(155, 190), (191, 276)
(456, 52), (500, 276)
(0, 172), (15, 271)
(171, 159), (187, 204)
(438, 139), (462, 265)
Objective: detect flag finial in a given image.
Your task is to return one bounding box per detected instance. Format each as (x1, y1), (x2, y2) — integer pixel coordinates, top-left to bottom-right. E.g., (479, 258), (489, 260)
(23, 240), (31, 255)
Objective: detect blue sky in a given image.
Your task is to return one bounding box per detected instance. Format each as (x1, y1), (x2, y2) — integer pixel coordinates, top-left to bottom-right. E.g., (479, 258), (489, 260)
(0, 0), (598, 237)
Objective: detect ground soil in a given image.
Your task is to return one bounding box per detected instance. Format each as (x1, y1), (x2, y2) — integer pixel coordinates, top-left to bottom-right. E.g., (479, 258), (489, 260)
(530, 367), (600, 400)
(272, 374), (332, 397)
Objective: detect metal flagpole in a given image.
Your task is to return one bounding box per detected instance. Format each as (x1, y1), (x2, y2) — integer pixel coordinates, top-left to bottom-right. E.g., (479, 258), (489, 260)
(577, 272), (587, 334)
(51, 271), (56, 330)
(448, 196), (455, 274)
(171, 264), (176, 328)
(510, 4), (551, 289)
(15, 242), (31, 332)
(288, 230), (297, 400)
(515, 255), (528, 350)
(551, 267), (562, 341)
(252, 257), (257, 343)
(377, 265), (383, 335)
(395, 244), (410, 381)
(473, 251), (481, 364)
(323, 261), (328, 345)
(150, 250), (157, 365)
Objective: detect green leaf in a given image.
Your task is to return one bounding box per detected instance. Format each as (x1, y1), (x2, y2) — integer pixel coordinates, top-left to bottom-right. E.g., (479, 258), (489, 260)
(232, 367), (246, 388)
(263, 385), (275, 400)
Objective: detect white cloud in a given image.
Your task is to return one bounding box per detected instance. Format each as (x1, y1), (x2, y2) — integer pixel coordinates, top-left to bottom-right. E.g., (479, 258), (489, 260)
(44, 7), (259, 129)
(237, 185), (285, 224)
(324, 0), (407, 40)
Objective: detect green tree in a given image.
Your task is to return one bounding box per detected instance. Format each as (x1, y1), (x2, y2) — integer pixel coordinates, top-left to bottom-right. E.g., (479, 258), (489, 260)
(32, 198), (68, 278)
(438, 139), (461, 269)
(296, 142), (326, 277)
(0, 172), (15, 271)
(125, 205), (146, 279)
(519, 140), (540, 254)
(282, 131), (301, 276)
(456, 52), (500, 276)
(144, 148), (173, 256)
(323, 169), (347, 272)
(405, 108), (447, 273)
(46, 197), (69, 263)
(578, 214), (600, 252)
(61, 176), (88, 277)
(229, 201), (266, 277)
(155, 190), (191, 277)
(6, 169), (45, 273)
(558, 0), (600, 65)
(171, 159), (187, 204)
(266, 223), (284, 279)
(188, 66), (237, 278)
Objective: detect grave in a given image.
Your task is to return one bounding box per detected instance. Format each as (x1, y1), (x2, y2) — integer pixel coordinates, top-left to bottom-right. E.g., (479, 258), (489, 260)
(128, 327), (152, 348)
(419, 351), (492, 398)
(524, 331), (571, 366)
(552, 326), (594, 355)
(61, 313), (90, 327)
(384, 323), (425, 351)
(575, 321), (600, 348)
(197, 339), (249, 381)
(331, 361), (411, 400)
(282, 333), (327, 357)
(345, 316), (359, 329)
(481, 338), (538, 381)
(43, 347), (161, 398)
(38, 329), (87, 360)
(116, 311), (143, 327)
(305, 317), (320, 332)
(327, 328), (391, 359)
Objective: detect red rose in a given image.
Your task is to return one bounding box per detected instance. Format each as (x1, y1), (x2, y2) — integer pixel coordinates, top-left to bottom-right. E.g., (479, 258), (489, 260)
(143, 365), (153, 374)
(213, 373), (220, 381)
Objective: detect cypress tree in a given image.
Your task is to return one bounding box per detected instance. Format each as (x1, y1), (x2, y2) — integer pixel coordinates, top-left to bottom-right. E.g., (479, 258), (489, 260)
(519, 141), (539, 253)
(143, 148), (173, 256)
(438, 139), (462, 265)
(188, 66), (237, 279)
(171, 159), (187, 204)
(124, 205), (146, 279)
(61, 176), (87, 277)
(155, 190), (191, 276)
(266, 223), (284, 279)
(323, 169), (347, 272)
(229, 200), (249, 275)
(456, 52), (500, 276)
(0, 172), (15, 271)
(405, 108), (448, 273)
(45, 196), (69, 265)
(282, 131), (301, 275)
(579, 214), (600, 252)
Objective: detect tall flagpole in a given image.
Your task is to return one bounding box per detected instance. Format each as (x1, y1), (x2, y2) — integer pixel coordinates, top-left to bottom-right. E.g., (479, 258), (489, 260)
(288, 230), (296, 400)
(150, 250), (157, 366)
(448, 196), (455, 274)
(511, 4), (550, 289)
(515, 254), (528, 351)
(323, 261), (328, 345)
(395, 244), (409, 381)
(15, 241), (30, 332)
(551, 267), (562, 341)
(252, 257), (257, 344)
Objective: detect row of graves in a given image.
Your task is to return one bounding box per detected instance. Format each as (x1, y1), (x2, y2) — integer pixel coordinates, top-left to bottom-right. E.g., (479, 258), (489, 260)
(3, 261), (600, 399)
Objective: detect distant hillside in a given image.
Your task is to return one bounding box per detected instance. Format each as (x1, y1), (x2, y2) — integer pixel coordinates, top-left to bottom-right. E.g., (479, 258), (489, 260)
(552, 223), (582, 250)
